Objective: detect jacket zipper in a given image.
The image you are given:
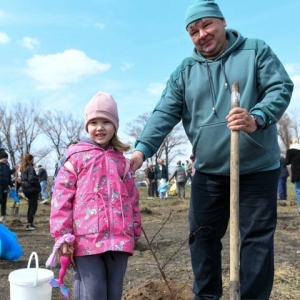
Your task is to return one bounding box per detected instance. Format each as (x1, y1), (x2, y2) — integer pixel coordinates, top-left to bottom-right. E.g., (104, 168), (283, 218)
(106, 154), (115, 250)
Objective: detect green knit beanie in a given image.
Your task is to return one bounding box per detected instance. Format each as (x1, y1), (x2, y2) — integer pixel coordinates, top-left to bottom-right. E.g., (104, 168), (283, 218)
(185, 0), (224, 28)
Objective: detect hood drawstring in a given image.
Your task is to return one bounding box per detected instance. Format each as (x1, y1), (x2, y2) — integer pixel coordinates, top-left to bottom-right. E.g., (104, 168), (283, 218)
(204, 58), (230, 114)
(221, 59), (230, 91)
(205, 60), (216, 114)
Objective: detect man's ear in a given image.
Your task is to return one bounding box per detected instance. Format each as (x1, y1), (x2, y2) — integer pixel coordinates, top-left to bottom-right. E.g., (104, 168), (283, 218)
(222, 19), (227, 27)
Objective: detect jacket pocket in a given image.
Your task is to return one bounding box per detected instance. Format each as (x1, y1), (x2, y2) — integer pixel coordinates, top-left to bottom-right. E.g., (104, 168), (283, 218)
(118, 182), (135, 237)
(238, 131), (270, 172)
(193, 122), (271, 175)
(193, 122), (231, 173)
(73, 192), (102, 236)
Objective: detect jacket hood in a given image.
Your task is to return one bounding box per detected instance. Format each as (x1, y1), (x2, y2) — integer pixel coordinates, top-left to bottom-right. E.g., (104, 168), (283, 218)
(66, 137), (113, 158)
(80, 137), (111, 148)
(192, 29), (245, 62)
(190, 29), (245, 114)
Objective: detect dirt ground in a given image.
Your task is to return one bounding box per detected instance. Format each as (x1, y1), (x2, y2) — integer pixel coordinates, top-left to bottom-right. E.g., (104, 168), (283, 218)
(0, 196), (300, 300)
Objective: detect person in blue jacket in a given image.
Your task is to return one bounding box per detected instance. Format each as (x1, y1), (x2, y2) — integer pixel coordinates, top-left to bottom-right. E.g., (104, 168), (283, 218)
(130, 1), (293, 299)
(277, 155), (289, 200)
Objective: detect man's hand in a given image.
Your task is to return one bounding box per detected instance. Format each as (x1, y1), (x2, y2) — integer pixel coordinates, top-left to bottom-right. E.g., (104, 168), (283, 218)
(130, 151), (144, 172)
(226, 108), (257, 133)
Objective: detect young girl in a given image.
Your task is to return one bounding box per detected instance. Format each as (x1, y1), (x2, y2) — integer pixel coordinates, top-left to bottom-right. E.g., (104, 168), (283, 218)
(157, 178), (169, 200)
(20, 154), (41, 230)
(50, 91), (141, 300)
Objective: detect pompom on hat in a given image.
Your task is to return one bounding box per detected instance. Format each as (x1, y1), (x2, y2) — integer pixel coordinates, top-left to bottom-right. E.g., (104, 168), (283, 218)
(185, 0), (224, 28)
(84, 91), (119, 132)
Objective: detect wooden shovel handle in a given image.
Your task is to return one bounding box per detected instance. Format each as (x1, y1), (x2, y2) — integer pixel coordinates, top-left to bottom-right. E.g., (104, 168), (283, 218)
(230, 82), (241, 299)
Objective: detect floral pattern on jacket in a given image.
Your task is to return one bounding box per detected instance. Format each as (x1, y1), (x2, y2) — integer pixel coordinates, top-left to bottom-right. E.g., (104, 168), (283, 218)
(50, 141), (141, 256)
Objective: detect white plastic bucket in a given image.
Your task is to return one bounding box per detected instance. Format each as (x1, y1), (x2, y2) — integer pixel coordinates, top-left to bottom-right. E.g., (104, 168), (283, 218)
(8, 252), (54, 300)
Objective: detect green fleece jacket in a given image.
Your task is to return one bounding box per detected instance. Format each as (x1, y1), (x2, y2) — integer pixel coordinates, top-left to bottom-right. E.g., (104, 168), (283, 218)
(135, 29), (294, 175)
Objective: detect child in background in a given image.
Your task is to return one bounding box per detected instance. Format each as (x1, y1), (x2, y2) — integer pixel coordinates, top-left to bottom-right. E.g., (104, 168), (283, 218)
(0, 151), (13, 223)
(157, 178), (169, 200)
(50, 91), (141, 300)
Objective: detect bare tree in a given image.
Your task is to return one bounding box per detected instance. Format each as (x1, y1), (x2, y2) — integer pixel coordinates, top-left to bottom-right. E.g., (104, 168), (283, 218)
(0, 100), (52, 165)
(125, 112), (152, 153)
(125, 112), (189, 176)
(277, 113), (294, 152)
(277, 111), (300, 153)
(13, 100), (48, 161)
(287, 109), (300, 140)
(156, 124), (187, 170)
(0, 100), (48, 164)
(38, 110), (84, 157)
(62, 112), (84, 146)
(0, 103), (16, 165)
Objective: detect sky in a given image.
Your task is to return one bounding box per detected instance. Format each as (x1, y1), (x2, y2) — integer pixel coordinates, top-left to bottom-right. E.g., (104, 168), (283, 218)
(0, 0), (299, 169)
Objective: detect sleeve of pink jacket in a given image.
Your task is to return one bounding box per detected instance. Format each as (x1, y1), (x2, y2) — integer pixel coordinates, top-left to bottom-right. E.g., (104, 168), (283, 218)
(50, 165), (77, 241)
(124, 168), (141, 243)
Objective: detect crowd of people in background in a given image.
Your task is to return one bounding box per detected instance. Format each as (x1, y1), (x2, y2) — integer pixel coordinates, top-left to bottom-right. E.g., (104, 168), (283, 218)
(1, 135), (300, 230)
(144, 142), (300, 210)
(0, 145), (68, 231)
(144, 156), (195, 200)
(276, 138), (300, 214)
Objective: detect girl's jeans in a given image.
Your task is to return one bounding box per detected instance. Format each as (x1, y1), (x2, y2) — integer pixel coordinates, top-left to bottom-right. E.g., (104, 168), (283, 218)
(74, 251), (128, 300)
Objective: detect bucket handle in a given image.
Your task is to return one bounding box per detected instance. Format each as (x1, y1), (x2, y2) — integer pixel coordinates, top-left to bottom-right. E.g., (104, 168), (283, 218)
(27, 251), (39, 286)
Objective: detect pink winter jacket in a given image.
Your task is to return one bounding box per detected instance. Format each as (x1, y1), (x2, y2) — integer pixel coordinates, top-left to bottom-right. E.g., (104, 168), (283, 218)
(50, 141), (141, 256)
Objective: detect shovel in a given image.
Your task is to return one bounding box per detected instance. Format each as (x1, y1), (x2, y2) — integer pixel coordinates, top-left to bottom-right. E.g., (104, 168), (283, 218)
(230, 82), (241, 299)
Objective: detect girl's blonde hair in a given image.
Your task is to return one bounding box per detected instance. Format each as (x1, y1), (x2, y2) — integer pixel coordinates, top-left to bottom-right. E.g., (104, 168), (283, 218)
(20, 153), (34, 173)
(111, 133), (130, 152)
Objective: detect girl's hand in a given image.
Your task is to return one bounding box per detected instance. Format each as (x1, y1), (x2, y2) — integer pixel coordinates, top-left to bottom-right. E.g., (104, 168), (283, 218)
(58, 243), (71, 256)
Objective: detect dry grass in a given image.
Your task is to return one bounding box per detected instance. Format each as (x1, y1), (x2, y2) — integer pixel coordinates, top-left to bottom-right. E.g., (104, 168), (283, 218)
(1, 182), (299, 300)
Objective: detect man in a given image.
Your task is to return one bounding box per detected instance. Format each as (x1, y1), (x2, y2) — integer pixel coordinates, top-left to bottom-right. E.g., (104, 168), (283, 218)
(37, 165), (48, 204)
(130, 1), (293, 299)
(285, 138), (300, 214)
(0, 151), (13, 223)
(169, 160), (187, 199)
(0, 147), (18, 175)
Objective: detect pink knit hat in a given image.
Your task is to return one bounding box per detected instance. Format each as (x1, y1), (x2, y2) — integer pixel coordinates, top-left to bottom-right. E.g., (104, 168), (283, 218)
(84, 91), (119, 132)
